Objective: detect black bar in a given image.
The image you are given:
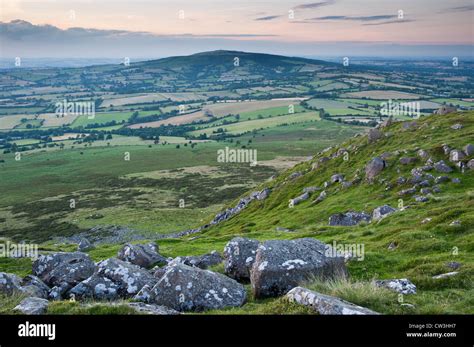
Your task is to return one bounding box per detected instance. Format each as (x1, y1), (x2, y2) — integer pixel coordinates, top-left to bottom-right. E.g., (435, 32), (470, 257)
(0, 315), (471, 346)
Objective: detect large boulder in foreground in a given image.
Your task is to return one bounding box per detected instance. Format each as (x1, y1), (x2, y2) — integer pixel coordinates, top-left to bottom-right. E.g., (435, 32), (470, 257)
(223, 237), (260, 282)
(329, 212), (371, 226)
(250, 238), (347, 299)
(286, 287), (379, 315)
(20, 275), (50, 299)
(117, 242), (166, 268)
(148, 263), (246, 312)
(32, 252), (96, 296)
(96, 258), (157, 297)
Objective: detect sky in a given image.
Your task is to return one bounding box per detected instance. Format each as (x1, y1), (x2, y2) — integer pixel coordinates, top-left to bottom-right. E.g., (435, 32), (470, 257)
(1, 0), (473, 59)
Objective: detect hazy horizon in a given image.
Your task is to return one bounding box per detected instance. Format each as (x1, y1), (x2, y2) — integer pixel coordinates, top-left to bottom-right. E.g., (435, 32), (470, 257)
(1, 0), (473, 60)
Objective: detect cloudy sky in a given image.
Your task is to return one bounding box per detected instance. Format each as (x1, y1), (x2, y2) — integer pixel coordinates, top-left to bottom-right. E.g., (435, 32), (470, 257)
(1, 0), (473, 59)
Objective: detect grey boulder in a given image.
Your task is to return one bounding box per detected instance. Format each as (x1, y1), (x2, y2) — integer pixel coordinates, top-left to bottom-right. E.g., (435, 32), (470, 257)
(117, 242), (166, 268)
(434, 160), (453, 173)
(69, 273), (120, 300)
(13, 297), (49, 315)
(365, 157), (386, 181)
(250, 238), (347, 299)
(96, 258), (157, 297)
(20, 275), (50, 299)
(175, 251), (223, 269)
(286, 287), (379, 315)
(329, 212), (371, 226)
(149, 263), (246, 312)
(372, 205), (397, 221)
(0, 272), (23, 295)
(32, 252), (96, 295)
(223, 237), (260, 281)
(374, 278), (416, 295)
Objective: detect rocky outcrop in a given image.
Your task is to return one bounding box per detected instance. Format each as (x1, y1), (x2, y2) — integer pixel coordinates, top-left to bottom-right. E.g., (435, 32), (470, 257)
(223, 237), (260, 282)
(250, 238), (347, 298)
(368, 128), (383, 143)
(329, 212), (371, 226)
(148, 263), (246, 312)
(117, 242), (166, 268)
(286, 287), (379, 315)
(13, 297), (49, 315)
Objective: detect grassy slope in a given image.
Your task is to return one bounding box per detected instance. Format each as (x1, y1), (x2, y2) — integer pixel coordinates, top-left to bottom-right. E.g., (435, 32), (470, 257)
(163, 111), (474, 314)
(1, 112), (472, 314)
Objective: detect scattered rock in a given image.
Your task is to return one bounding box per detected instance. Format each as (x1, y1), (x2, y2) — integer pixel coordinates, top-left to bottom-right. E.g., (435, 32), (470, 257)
(286, 287), (379, 315)
(117, 242), (166, 268)
(449, 150), (466, 162)
(368, 128), (383, 143)
(414, 195), (429, 203)
(449, 220), (461, 226)
(128, 302), (180, 315)
(396, 176), (406, 185)
(467, 159), (474, 170)
(400, 157), (417, 165)
(330, 174), (345, 183)
(433, 160), (453, 173)
(417, 149), (429, 159)
(464, 144), (474, 156)
(365, 157), (386, 181)
(303, 186), (320, 193)
(251, 238), (347, 298)
(387, 242), (398, 251)
(421, 218), (432, 224)
(435, 176), (449, 184)
(78, 238), (93, 252)
(13, 297), (49, 315)
(399, 187), (416, 196)
(329, 211), (371, 226)
(312, 190), (327, 204)
(288, 172), (303, 180)
(289, 192), (310, 207)
(446, 262), (461, 270)
(372, 205), (396, 221)
(32, 252), (96, 297)
(96, 258), (157, 297)
(149, 263), (246, 311)
(374, 279), (416, 295)
(451, 178), (461, 184)
(177, 251), (223, 269)
(224, 237), (260, 281)
(450, 123), (463, 130)
(432, 272), (459, 280)
(420, 188), (432, 195)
